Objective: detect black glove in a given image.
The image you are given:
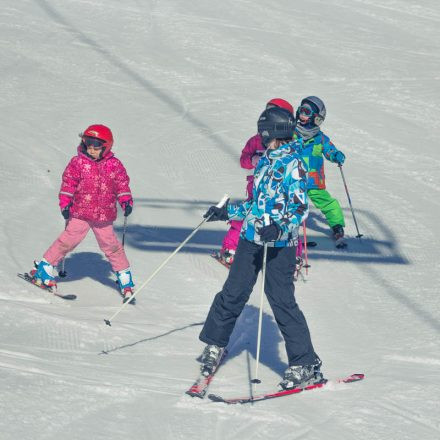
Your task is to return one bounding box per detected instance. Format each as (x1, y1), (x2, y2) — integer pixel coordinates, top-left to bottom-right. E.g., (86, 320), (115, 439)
(203, 201), (229, 222)
(258, 223), (281, 242)
(122, 199), (133, 217)
(61, 203), (72, 220)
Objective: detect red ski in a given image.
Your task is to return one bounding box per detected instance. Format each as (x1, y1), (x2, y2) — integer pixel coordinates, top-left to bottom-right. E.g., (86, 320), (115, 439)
(208, 373), (364, 404)
(186, 372), (218, 399)
(186, 350), (228, 398)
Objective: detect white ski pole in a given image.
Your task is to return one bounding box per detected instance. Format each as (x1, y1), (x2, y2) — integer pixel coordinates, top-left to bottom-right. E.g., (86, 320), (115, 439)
(251, 214), (270, 390)
(104, 194), (229, 326)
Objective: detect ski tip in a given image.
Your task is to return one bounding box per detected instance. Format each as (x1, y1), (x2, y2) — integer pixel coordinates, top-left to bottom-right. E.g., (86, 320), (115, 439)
(351, 373), (365, 380)
(185, 390), (205, 399)
(104, 319), (112, 327)
(208, 394), (227, 403)
(341, 373), (365, 383)
(60, 294), (77, 300)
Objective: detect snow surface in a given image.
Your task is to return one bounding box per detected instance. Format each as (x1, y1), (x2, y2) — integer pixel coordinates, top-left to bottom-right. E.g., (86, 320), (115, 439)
(1, 0), (439, 438)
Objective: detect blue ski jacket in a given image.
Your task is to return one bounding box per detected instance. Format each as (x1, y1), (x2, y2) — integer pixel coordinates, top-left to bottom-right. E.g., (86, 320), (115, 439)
(295, 130), (340, 190)
(227, 140), (308, 247)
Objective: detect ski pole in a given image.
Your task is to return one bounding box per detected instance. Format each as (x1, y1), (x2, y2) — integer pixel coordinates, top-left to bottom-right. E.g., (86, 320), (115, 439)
(113, 216), (129, 288)
(302, 221), (310, 276)
(58, 219), (69, 278)
(252, 242), (267, 391)
(338, 164), (363, 239)
(104, 194), (229, 326)
(252, 213), (270, 390)
(122, 216), (128, 247)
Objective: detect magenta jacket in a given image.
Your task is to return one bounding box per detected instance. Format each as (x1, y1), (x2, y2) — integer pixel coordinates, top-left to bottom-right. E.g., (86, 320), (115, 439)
(240, 134), (265, 199)
(59, 149), (132, 223)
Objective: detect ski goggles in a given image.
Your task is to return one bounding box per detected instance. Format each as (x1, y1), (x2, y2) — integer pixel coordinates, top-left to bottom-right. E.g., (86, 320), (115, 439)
(298, 104), (315, 117)
(82, 137), (105, 149)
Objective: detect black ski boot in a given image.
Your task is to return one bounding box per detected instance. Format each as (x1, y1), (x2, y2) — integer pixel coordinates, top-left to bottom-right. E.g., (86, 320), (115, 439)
(278, 359), (323, 390)
(332, 225), (347, 248)
(200, 344), (225, 377)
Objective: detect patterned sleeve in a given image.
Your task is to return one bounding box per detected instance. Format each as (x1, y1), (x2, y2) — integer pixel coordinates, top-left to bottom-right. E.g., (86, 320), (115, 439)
(114, 159), (132, 205)
(59, 157), (80, 209)
(227, 199), (252, 221)
(322, 134), (339, 162)
(277, 157), (309, 234)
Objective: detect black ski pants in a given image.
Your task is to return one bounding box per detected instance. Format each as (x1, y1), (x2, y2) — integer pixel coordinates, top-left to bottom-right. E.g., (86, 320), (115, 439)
(199, 238), (318, 366)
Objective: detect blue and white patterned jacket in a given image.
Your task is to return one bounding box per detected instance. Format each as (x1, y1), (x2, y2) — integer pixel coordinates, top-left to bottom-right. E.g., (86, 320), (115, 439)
(227, 140), (308, 247)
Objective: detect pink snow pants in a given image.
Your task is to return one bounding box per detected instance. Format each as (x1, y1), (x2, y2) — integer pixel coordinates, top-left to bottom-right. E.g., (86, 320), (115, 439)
(44, 218), (130, 272)
(221, 220), (242, 253)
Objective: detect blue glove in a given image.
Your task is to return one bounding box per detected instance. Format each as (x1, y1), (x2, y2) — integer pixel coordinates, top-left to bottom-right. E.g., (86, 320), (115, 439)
(204, 201), (229, 222)
(258, 223), (280, 242)
(333, 151), (345, 165)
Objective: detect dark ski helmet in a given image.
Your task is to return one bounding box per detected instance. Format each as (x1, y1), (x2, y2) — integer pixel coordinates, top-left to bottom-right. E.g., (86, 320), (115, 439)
(297, 96), (326, 126)
(258, 107), (296, 146)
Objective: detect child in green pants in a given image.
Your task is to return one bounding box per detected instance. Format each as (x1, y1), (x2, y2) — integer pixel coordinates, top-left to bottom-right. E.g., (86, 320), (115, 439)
(295, 96), (347, 247)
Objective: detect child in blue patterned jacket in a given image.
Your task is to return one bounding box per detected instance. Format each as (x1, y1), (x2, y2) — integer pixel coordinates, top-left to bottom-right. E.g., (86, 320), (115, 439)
(197, 106), (322, 391)
(296, 96), (346, 247)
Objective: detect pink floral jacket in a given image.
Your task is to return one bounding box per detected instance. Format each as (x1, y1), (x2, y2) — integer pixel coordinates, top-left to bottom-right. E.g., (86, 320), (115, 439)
(59, 149), (132, 222)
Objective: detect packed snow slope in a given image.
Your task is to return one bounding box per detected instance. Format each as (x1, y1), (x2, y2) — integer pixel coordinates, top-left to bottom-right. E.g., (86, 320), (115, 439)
(1, 0), (439, 439)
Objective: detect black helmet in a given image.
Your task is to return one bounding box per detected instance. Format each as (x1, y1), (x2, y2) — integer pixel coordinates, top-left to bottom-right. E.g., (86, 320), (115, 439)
(257, 107), (296, 146)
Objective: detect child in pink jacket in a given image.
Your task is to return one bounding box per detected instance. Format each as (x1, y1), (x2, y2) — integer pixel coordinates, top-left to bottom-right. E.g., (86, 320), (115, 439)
(218, 98), (295, 266)
(31, 124), (135, 303)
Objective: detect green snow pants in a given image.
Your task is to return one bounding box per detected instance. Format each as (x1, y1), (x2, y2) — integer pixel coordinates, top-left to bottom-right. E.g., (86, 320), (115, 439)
(308, 189), (345, 228)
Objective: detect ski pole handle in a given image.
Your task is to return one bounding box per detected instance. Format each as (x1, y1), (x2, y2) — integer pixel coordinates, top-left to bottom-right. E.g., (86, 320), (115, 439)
(215, 194), (229, 209)
(263, 213), (271, 227)
(205, 193), (230, 222)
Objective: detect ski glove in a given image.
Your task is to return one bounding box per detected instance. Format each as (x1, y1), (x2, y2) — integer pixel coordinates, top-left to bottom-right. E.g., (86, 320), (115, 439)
(251, 154), (261, 167)
(332, 151), (345, 165)
(61, 203), (72, 220)
(258, 223), (281, 242)
(204, 201), (229, 222)
(122, 199), (133, 217)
